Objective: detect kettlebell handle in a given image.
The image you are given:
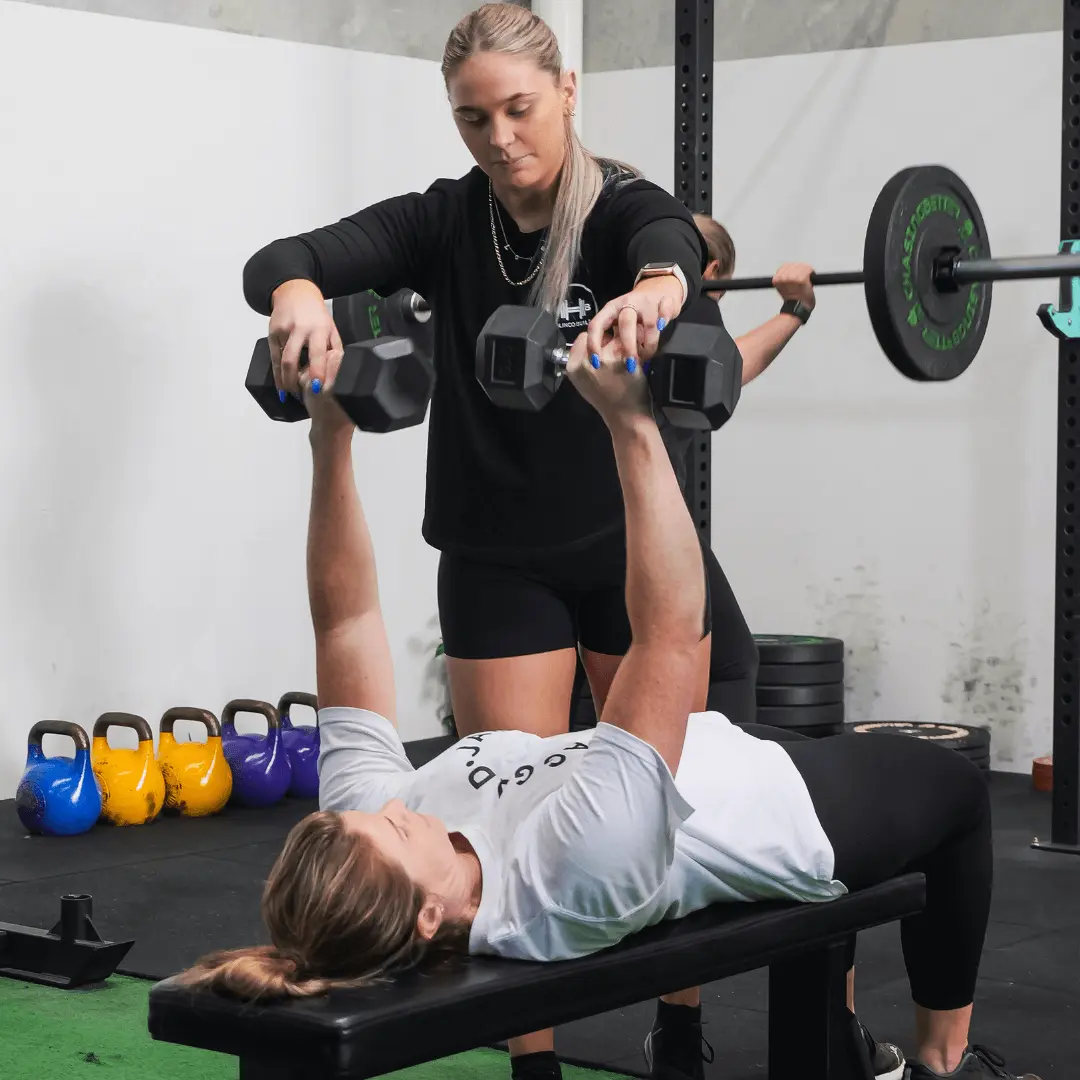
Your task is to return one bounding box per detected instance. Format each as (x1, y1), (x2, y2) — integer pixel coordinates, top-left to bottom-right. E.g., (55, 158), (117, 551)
(27, 720), (91, 753)
(222, 699), (281, 730)
(92, 712), (154, 743)
(276, 691), (318, 716)
(159, 707), (222, 738)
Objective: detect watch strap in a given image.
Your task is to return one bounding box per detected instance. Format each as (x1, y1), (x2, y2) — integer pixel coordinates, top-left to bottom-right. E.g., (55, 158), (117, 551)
(781, 299), (813, 324)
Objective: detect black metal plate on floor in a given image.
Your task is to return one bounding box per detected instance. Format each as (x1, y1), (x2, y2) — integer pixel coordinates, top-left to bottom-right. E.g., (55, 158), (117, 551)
(756, 702), (845, 729)
(758, 661), (844, 686)
(842, 720), (989, 752)
(753, 636), (844, 664)
(756, 683), (844, 707)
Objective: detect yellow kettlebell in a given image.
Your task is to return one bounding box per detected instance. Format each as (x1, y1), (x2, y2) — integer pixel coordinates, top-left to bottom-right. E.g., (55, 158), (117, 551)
(158, 707), (232, 817)
(90, 713), (166, 827)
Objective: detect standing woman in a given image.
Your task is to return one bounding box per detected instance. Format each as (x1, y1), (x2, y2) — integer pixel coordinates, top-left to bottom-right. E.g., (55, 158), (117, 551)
(244, 5), (711, 1079)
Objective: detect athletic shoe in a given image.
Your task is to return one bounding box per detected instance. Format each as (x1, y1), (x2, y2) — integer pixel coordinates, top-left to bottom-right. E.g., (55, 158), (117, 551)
(856, 1017), (905, 1080)
(906, 1044), (1042, 1079)
(642, 1022), (714, 1080)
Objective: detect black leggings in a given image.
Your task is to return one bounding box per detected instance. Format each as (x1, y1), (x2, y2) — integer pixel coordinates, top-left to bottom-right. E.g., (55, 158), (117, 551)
(741, 724), (993, 1010)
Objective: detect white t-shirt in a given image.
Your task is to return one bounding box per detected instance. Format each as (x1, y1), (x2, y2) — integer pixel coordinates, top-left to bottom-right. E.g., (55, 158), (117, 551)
(317, 709), (846, 963)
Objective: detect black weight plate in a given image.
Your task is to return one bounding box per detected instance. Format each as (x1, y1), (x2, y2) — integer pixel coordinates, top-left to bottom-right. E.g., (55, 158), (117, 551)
(753, 635), (844, 665)
(333, 289), (435, 358)
(757, 683), (844, 707)
(756, 703), (845, 729)
(863, 165), (992, 382)
(758, 662), (844, 686)
(842, 721), (990, 753)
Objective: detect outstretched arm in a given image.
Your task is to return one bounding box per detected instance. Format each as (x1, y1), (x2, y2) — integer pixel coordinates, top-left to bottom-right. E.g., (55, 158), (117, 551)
(305, 395), (396, 721)
(737, 314), (803, 385)
(566, 337), (705, 776)
(734, 262), (816, 385)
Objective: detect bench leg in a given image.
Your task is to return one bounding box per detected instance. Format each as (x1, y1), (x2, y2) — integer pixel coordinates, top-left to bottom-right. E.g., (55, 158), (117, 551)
(768, 941), (871, 1080)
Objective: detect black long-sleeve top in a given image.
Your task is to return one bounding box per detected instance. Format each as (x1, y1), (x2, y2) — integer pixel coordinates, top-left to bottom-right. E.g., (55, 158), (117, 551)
(244, 166), (707, 556)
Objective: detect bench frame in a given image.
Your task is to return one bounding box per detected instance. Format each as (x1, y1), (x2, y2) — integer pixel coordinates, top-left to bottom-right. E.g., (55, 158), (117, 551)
(149, 873), (925, 1080)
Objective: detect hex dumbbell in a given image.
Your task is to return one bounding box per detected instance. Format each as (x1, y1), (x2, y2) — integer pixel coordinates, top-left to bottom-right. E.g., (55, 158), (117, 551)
(474, 305), (742, 431)
(246, 335), (435, 433)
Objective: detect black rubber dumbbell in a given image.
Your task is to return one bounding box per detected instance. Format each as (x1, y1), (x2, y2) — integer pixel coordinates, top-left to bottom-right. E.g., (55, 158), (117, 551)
(474, 307), (571, 413)
(475, 305), (742, 431)
(648, 321), (742, 431)
(333, 289), (434, 355)
(245, 336), (435, 433)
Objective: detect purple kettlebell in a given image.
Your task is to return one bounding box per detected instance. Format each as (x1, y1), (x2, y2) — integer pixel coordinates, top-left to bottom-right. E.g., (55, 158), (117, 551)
(220, 699), (291, 808)
(277, 691), (320, 800)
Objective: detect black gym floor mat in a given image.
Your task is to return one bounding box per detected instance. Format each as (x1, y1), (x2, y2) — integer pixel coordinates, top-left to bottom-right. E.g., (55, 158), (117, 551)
(0, 796), (315, 883)
(0, 772), (1076, 1078)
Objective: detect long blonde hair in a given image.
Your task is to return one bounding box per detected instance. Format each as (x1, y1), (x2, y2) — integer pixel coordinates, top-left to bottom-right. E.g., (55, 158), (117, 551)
(442, 3), (641, 313)
(175, 811), (469, 1000)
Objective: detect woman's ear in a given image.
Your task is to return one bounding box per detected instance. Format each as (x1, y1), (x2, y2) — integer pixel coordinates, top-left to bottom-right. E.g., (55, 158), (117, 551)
(416, 897), (444, 941)
(562, 70), (578, 116)
(704, 258), (721, 281)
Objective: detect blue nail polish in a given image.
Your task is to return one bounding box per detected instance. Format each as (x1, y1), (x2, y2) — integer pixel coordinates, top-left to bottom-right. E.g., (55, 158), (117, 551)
(657, 317), (667, 332)
(278, 390), (287, 403)
(312, 379), (322, 394)
(644, 361), (652, 375)
(591, 353), (600, 369)
(626, 357), (637, 375)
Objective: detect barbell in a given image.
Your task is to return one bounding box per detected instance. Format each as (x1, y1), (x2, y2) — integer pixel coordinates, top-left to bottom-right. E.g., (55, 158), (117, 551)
(708, 163), (1080, 382)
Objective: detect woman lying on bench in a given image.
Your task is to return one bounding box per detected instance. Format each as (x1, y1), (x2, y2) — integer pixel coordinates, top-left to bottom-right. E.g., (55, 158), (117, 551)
(181, 334), (1035, 1080)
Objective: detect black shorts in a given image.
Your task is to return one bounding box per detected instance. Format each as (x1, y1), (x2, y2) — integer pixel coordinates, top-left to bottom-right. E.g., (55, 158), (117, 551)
(437, 529), (720, 661)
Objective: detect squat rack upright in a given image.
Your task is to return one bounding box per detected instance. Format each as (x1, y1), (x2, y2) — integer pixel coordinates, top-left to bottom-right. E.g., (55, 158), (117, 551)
(1039, 0), (1080, 856)
(675, 0), (1078, 852)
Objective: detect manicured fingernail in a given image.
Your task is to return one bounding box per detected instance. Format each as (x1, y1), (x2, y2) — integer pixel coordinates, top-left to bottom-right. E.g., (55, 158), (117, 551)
(626, 357), (637, 374)
(644, 361), (652, 375)
(590, 353), (600, 369)
(657, 317), (667, 332)
(311, 379), (322, 394)
(278, 390), (287, 403)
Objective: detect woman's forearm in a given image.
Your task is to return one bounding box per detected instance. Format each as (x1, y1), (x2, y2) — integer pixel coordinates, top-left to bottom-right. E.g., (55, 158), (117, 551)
(306, 430), (381, 633)
(737, 313), (803, 385)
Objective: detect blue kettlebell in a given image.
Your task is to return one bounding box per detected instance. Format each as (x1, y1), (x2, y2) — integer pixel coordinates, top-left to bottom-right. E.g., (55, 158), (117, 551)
(16, 721), (102, 836)
(277, 691), (319, 800)
(220, 699), (291, 808)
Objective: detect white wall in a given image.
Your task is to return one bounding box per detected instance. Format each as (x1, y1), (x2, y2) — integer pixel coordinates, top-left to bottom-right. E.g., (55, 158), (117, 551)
(0, 1), (473, 795)
(586, 32), (1062, 772)
(0, 4), (1061, 797)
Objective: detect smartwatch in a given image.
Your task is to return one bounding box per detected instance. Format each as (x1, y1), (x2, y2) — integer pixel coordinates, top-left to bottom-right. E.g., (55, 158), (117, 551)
(781, 299), (813, 325)
(634, 262), (688, 306)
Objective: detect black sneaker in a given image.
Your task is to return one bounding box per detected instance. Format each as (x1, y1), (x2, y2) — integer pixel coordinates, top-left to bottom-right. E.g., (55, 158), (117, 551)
(642, 1022), (714, 1080)
(906, 1044), (1042, 1079)
(856, 1017), (905, 1080)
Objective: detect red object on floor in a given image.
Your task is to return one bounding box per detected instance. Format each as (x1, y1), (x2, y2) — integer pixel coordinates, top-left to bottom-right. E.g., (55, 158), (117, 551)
(1032, 755), (1053, 793)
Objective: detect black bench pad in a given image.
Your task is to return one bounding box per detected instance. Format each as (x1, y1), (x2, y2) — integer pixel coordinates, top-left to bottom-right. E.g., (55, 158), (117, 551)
(148, 873), (925, 1079)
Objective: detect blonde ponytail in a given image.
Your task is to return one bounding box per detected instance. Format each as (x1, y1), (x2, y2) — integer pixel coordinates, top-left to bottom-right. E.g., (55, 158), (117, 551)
(442, 4), (643, 314)
(175, 811), (471, 1002)
(176, 945), (334, 1002)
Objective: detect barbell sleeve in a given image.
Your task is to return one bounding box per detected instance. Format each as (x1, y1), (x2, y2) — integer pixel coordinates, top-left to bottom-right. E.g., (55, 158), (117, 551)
(949, 253), (1080, 285)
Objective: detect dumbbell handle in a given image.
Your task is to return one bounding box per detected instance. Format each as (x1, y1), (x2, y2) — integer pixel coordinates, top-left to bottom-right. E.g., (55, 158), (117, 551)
(549, 346), (571, 374)
(406, 292), (432, 324)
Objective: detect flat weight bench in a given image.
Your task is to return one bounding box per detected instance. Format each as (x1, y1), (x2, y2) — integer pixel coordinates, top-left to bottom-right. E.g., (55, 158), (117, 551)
(148, 872), (925, 1080)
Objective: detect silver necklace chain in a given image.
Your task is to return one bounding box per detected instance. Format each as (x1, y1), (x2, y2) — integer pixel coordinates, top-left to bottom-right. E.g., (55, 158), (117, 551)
(488, 179), (547, 288)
